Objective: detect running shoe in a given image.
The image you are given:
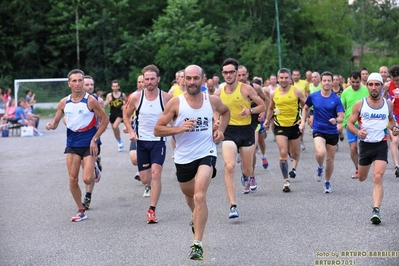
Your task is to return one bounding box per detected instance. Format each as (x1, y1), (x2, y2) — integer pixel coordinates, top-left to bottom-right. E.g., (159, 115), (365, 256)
(289, 169), (296, 178)
(324, 181), (332, 193)
(283, 181), (290, 192)
(94, 161), (101, 183)
(83, 197), (91, 210)
(236, 154), (241, 163)
(228, 206), (239, 219)
(395, 166), (399, 178)
(96, 156), (102, 171)
(315, 166), (323, 182)
(241, 176), (250, 194)
(147, 209), (158, 224)
(339, 132), (344, 141)
(351, 170), (359, 179)
(71, 210), (87, 222)
(300, 142), (305, 151)
(143, 186), (151, 198)
(371, 207), (381, 225)
(189, 243), (203, 261)
(262, 156), (269, 169)
(249, 177), (258, 191)
(118, 141), (124, 152)
(134, 172), (141, 181)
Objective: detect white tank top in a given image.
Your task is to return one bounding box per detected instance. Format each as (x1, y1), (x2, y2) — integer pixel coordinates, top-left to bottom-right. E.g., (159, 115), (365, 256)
(137, 89), (165, 141)
(172, 93), (217, 164)
(359, 98), (389, 143)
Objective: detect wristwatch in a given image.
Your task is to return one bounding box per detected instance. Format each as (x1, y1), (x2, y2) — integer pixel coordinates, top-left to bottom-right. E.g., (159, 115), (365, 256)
(92, 138), (99, 143)
(250, 108), (254, 114)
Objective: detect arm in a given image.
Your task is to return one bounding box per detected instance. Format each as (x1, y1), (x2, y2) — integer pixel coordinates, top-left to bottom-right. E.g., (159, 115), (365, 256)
(346, 100), (362, 136)
(299, 104), (310, 133)
(46, 98), (66, 130)
(210, 95), (230, 142)
(263, 91), (275, 130)
(295, 88), (306, 108)
(388, 100), (399, 136)
(239, 84), (266, 117)
(88, 96), (109, 139)
(123, 91), (139, 140)
(103, 93), (112, 108)
(154, 97), (196, 137)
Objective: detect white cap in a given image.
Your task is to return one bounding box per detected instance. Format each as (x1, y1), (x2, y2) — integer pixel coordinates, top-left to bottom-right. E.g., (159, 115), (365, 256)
(367, 72), (383, 84)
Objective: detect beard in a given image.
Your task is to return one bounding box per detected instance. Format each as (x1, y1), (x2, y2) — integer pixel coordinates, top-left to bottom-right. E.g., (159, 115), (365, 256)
(186, 85), (201, 95)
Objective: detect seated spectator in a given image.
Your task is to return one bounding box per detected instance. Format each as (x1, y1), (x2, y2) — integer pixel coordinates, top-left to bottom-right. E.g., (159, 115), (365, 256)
(0, 88), (5, 120)
(13, 98), (42, 136)
(25, 90), (36, 113)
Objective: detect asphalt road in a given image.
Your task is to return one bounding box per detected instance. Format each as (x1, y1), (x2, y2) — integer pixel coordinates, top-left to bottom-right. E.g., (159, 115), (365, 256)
(1, 119), (399, 266)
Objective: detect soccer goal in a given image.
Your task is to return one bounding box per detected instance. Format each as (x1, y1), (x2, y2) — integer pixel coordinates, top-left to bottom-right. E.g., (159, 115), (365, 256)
(14, 78), (69, 109)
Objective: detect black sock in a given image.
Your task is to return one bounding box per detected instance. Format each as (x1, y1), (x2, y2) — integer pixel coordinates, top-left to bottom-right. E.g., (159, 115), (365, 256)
(85, 192), (92, 199)
(150, 206), (156, 211)
(230, 204), (237, 208)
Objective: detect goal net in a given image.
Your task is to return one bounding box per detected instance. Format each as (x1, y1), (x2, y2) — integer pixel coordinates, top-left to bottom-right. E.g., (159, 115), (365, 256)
(14, 78), (69, 109)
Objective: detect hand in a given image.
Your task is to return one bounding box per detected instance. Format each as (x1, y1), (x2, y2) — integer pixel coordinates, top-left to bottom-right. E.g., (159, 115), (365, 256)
(46, 122), (53, 130)
(238, 104), (250, 118)
(392, 126), (399, 136)
(129, 131), (138, 141)
(299, 123), (305, 133)
(263, 120), (269, 130)
(213, 130), (224, 142)
(258, 112), (265, 122)
(212, 120), (220, 132)
(180, 118), (197, 133)
(357, 127), (367, 139)
(328, 118), (337, 125)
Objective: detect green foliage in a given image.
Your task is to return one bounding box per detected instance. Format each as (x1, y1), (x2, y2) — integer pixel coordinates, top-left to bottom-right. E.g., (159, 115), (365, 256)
(1, 0), (398, 92)
(147, 0), (221, 89)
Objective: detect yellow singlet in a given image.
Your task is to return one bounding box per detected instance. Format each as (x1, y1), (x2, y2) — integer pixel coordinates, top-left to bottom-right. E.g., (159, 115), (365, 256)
(172, 86), (184, 98)
(273, 86), (300, 127)
(220, 82), (251, 126)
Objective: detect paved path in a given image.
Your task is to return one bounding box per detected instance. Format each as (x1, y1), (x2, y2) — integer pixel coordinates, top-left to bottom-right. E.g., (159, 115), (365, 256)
(1, 119), (399, 265)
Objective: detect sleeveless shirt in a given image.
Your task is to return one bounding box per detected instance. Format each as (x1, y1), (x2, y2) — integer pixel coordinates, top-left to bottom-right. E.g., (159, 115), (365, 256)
(358, 98), (389, 143)
(136, 88), (165, 141)
(220, 82), (251, 126)
(273, 86), (300, 127)
(64, 93), (97, 147)
(172, 93), (216, 164)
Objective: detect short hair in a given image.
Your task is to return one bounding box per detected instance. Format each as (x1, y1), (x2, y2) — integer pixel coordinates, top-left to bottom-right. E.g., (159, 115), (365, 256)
(277, 68), (291, 77)
(360, 67), (369, 73)
(213, 73), (219, 78)
(389, 65), (399, 78)
(142, 64), (160, 77)
(18, 97), (26, 106)
(111, 79), (119, 85)
(84, 75), (95, 82)
(222, 58), (239, 70)
(25, 89), (31, 95)
(292, 69), (301, 74)
(67, 69), (84, 80)
(250, 78), (262, 87)
(321, 71), (333, 81)
(349, 71), (361, 79)
(312, 72), (320, 79)
(238, 65), (248, 72)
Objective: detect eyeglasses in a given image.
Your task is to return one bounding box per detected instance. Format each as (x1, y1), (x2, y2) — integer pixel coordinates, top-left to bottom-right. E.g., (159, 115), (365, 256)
(367, 82), (381, 86)
(222, 70), (236, 75)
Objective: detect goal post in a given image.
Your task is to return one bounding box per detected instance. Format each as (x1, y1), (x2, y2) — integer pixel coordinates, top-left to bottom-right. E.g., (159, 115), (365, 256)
(14, 78), (69, 109)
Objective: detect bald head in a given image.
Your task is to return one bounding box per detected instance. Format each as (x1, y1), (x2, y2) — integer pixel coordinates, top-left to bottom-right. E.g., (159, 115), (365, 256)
(137, 75), (144, 90)
(379, 66), (389, 82)
(184, 65), (203, 95)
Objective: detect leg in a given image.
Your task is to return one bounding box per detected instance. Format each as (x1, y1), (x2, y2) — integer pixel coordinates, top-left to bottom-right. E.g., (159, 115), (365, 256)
(112, 117), (122, 140)
(149, 164), (163, 207)
(66, 153), (85, 210)
(372, 160), (387, 208)
(389, 133), (399, 176)
(313, 137), (327, 168)
(222, 141), (238, 206)
(324, 144), (337, 182)
(289, 137), (301, 170)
